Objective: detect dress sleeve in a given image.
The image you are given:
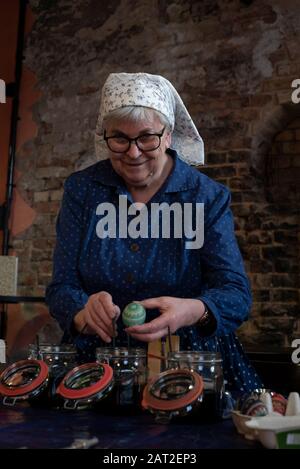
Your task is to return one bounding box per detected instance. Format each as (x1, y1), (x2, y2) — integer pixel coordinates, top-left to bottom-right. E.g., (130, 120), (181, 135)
(45, 175), (89, 336)
(198, 186), (252, 336)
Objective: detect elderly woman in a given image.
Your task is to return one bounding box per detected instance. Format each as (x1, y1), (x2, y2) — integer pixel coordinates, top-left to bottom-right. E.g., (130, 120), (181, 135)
(46, 72), (262, 392)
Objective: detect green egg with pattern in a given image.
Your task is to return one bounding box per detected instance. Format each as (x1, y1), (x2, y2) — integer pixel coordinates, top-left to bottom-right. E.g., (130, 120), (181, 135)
(122, 302), (146, 327)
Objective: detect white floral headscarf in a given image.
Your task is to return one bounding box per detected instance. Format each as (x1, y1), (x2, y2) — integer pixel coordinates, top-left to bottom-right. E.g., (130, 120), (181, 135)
(95, 72), (204, 166)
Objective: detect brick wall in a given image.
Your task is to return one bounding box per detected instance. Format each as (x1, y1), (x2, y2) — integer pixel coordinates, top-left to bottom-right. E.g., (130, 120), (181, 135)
(267, 118), (300, 200)
(10, 0), (300, 349)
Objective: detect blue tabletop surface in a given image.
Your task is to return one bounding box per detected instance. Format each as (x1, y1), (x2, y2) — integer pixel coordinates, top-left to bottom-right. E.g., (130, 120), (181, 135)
(0, 403), (262, 449)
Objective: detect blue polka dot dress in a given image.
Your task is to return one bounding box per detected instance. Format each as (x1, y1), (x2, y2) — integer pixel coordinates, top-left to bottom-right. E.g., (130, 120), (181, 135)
(46, 150), (263, 393)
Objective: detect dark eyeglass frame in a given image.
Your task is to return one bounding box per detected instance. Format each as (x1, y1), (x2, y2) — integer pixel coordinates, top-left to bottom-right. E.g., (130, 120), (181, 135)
(104, 127), (166, 153)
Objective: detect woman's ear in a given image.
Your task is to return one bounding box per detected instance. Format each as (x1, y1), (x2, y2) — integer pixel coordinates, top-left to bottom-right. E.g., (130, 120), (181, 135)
(165, 130), (172, 148)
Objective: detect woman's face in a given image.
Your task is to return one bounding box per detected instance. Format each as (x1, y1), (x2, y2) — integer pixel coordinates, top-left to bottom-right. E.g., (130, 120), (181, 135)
(104, 116), (172, 189)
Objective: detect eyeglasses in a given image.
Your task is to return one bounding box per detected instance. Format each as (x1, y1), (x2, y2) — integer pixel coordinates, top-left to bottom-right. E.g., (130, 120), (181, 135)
(104, 127), (166, 153)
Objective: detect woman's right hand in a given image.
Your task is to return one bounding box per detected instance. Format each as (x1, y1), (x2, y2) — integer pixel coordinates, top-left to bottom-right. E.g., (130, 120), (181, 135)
(73, 291), (120, 343)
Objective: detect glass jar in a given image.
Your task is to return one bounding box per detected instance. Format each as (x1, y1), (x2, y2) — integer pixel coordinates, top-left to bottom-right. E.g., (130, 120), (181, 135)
(142, 368), (204, 423)
(167, 351), (224, 420)
(28, 344), (78, 375)
(27, 344), (78, 407)
(56, 362), (114, 410)
(96, 347), (148, 413)
(0, 359), (49, 406)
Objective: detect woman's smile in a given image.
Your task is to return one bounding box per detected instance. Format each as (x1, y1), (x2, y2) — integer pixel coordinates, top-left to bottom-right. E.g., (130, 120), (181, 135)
(105, 117), (171, 190)
(123, 160), (148, 166)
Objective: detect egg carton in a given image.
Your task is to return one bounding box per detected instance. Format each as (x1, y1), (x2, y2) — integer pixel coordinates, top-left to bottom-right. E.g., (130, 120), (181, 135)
(232, 392), (300, 449)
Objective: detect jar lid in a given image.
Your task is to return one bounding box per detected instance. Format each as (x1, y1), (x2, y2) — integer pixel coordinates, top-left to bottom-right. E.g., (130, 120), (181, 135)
(0, 359), (49, 399)
(56, 362), (113, 401)
(142, 368), (203, 413)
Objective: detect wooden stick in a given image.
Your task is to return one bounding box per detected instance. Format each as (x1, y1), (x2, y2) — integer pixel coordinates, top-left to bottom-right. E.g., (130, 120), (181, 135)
(36, 334), (40, 352)
(79, 323), (87, 336)
(167, 326), (173, 353)
(148, 353), (168, 361)
(127, 334), (130, 352)
(112, 317), (116, 348)
(161, 337), (167, 371)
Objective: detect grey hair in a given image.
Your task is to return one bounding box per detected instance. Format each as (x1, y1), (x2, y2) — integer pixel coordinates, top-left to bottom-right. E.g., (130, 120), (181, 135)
(102, 106), (173, 132)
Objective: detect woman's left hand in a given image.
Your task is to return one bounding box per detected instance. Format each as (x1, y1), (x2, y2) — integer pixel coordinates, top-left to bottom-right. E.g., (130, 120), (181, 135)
(125, 296), (206, 342)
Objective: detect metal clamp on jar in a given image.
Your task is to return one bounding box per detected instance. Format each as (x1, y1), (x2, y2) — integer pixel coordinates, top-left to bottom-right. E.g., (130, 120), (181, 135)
(142, 368), (204, 423)
(56, 362), (114, 410)
(0, 344), (79, 408)
(0, 359), (49, 406)
(167, 351), (224, 420)
(96, 347), (148, 413)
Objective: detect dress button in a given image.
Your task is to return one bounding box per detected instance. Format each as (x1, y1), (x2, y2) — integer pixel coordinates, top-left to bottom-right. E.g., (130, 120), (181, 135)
(130, 243), (139, 252)
(125, 273), (134, 283)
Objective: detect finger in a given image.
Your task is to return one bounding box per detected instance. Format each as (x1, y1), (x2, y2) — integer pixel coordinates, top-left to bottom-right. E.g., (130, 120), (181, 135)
(98, 298), (120, 335)
(98, 292), (119, 320)
(91, 311), (114, 338)
(83, 309), (111, 341)
(80, 323), (94, 335)
(93, 297), (118, 334)
(86, 308), (112, 342)
(88, 302), (114, 337)
(111, 315), (118, 337)
(113, 304), (121, 319)
(137, 297), (164, 310)
(125, 314), (169, 335)
(81, 309), (95, 334)
(128, 327), (168, 343)
(95, 326), (112, 343)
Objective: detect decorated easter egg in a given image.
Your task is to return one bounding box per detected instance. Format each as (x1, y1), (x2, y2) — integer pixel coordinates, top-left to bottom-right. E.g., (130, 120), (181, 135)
(240, 395), (260, 415)
(271, 393), (287, 415)
(122, 302), (146, 327)
(244, 400), (268, 417)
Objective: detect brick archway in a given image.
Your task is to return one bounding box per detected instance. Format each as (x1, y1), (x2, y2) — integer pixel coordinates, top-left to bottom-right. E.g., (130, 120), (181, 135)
(249, 103), (300, 346)
(251, 103), (300, 177)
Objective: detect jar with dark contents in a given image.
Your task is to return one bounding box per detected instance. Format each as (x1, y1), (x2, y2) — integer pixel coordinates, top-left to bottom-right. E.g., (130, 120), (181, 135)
(142, 368), (204, 424)
(27, 344), (78, 407)
(167, 351), (224, 421)
(96, 347), (148, 414)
